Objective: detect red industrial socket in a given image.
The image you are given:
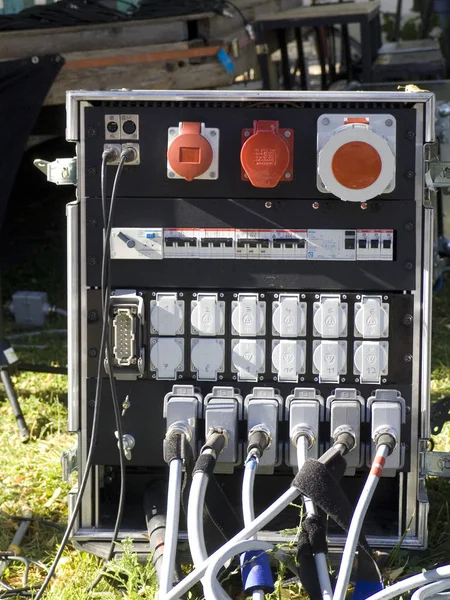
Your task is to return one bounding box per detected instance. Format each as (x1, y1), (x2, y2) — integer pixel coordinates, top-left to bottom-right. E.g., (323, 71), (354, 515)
(167, 122), (213, 181)
(240, 120), (294, 188)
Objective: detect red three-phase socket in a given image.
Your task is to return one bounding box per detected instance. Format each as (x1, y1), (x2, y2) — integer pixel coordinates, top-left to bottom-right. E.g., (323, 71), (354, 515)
(167, 122), (213, 181)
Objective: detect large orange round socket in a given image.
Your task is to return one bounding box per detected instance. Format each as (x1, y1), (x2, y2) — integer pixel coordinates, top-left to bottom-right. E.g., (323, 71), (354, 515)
(241, 126), (290, 188)
(331, 141), (382, 190)
(168, 122), (213, 181)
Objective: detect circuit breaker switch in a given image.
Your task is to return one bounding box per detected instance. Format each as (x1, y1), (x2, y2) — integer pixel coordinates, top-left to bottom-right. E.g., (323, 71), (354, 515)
(313, 341), (347, 383)
(232, 339), (265, 381)
(167, 122), (218, 181)
(313, 295), (348, 338)
(191, 293), (225, 336)
(354, 296), (389, 338)
(272, 293), (306, 337)
(354, 341), (389, 383)
(241, 120), (294, 188)
(272, 340), (306, 382)
(231, 293), (265, 336)
(150, 293), (184, 336)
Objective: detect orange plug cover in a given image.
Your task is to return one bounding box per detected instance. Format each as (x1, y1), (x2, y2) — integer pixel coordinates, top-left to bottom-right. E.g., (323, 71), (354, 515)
(331, 141), (382, 190)
(167, 122), (213, 181)
(241, 120), (293, 188)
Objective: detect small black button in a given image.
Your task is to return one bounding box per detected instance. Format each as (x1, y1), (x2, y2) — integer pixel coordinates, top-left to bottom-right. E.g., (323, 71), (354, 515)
(122, 119), (137, 135)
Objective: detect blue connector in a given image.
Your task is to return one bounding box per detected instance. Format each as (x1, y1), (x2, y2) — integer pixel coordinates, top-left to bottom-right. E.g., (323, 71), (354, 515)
(351, 580), (384, 600)
(240, 550), (274, 594)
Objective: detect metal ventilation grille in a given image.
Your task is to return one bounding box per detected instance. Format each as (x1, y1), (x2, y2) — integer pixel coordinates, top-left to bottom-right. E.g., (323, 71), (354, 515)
(98, 100), (414, 110)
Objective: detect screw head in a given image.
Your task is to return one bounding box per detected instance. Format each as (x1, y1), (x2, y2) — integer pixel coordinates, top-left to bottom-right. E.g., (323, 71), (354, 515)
(210, 130), (217, 137)
(404, 261), (413, 270)
(169, 128), (177, 136)
(259, 376), (264, 381)
(403, 314), (413, 325)
(31, 56), (40, 64)
(265, 201), (273, 209)
(404, 354), (413, 363)
(219, 293), (224, 298)
(385, 119), (393, 127)
(178, 374), (183, 379)
(382, 378), (387, 383)
(168, 171), (175, 178)
(87, 256), (97, 266)
(87, 128), (96, 137)
(87, 167), (97, 176)
(361, 202), (368, 210)
(87, 218), (98, 227)
(405, 131), (415, 140)
(405, 170), (415, 180)
(312, 202), (319, 210)
(284, 172), (291, 179)
(209, 172), (216, 178)
(274, 294), (279, 299)
(322, 117), (330, 126)
(88, 310), (98, 322)
(88, 399), (96, 408)
(244, 130), (251, 137)
(244, 173), (249, 179)
(404, 222), (414, 231)
(88, 348), (98, 357)
(284, 130), (291, 138)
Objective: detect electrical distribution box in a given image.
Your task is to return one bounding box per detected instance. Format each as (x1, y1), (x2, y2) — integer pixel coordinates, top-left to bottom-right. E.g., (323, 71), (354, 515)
(66, 89), (435, 558)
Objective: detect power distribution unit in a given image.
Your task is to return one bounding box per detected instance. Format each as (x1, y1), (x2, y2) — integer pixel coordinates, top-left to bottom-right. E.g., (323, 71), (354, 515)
(65, 89), (435, 558)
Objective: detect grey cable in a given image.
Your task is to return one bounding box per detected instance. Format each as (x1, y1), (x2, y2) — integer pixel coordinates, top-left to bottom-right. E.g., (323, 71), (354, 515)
(334, 444), (390, 600)
(187, 471), (209, 566)
(203, 540), (273, 600)
(365, 566), (450, 600)
(159, 458), (183, 597)
(411, 580), (450, 600)
(242, 454), (267, 600)
(165, 485), (300, 600)
(296, 437), (333, 600)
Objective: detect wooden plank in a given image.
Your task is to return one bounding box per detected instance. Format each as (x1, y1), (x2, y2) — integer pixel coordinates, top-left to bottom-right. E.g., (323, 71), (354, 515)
(255, 0), (379, 23)
(0, 16), (192, 59)
(63, 45), (223, 70)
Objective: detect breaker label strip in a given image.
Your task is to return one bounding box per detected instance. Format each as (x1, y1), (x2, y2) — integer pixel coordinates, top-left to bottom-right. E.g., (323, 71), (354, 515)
(110, 228), (394, 261)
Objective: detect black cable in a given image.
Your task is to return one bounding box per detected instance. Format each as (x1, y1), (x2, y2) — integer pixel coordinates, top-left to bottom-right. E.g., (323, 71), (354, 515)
(33, 153), (126, 600)
(0, 511), (65, 531)
(86, 151), (128, 592)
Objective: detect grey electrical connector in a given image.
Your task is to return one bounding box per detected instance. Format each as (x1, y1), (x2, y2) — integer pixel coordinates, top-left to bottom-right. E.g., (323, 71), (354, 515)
(204, 387), (243, 474)
(367, 389), (406, 474)
(164, 385), (203, 459)
(285, 388), (324, 467)
(244, 387), (283, 474)
(327, 388), (365, 475)
(10, 291), (67, 326)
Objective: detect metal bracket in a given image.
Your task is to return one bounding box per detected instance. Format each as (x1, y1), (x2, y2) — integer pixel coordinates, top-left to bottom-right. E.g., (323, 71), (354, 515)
(425, 142), (450, 192)
(421, 450), (450, 478)
(61, 446), (78, 482)
(33, 157), (77, 185)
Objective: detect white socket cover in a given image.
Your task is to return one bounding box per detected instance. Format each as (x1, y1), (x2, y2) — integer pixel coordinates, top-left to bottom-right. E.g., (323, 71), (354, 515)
(354, 297), (389, 338)
(232, 339), (265, 381)
(354, 341), (388, 383)
(191, 294), (225, 336)
(313, 341), (347, 383)
(272, 294), (307, 337)
(150, 294), (184, 335)
(191, 339), (225, 380)
(317, 119), (396, 202)
(150, 338), (183, 380)
(231, 294), (265, 336)
(313, 297), (347, 338)
(272, 340), (306, 382)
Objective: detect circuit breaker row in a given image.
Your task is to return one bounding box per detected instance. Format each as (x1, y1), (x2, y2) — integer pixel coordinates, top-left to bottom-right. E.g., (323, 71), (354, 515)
(165, 385), (405, 475)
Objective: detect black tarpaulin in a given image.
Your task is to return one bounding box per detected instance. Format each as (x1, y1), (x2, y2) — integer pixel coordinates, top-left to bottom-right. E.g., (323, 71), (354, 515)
(0, 54), (63, 234)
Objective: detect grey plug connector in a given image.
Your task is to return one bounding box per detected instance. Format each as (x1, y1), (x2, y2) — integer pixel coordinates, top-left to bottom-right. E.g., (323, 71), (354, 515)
(368, 389), (405, 473)
(163, 385), (202, 460)
(285, 388), (324, 468)
(204, 387), (243, 474)
(245, 387), (283, 474)
(327, 388), (365, 474)
(104, 145), (120, 163)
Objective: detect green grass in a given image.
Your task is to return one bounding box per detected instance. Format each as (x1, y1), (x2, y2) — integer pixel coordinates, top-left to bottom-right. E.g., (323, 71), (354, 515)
(1, 283), (450, 599)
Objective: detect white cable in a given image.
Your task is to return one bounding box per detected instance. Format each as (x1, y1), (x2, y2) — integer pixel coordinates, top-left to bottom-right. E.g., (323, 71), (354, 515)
(203, 540), (273, 600)
(296, 437), (333, 600)
(159, 458), (183, 597)
(242, 454), (268, 600)
(165, 485), (300, 600)
(333, 444), (390, 600)
(365, 566), (450, 600)
(412, 580), (450, 600)
(187, 471), (209, 567)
